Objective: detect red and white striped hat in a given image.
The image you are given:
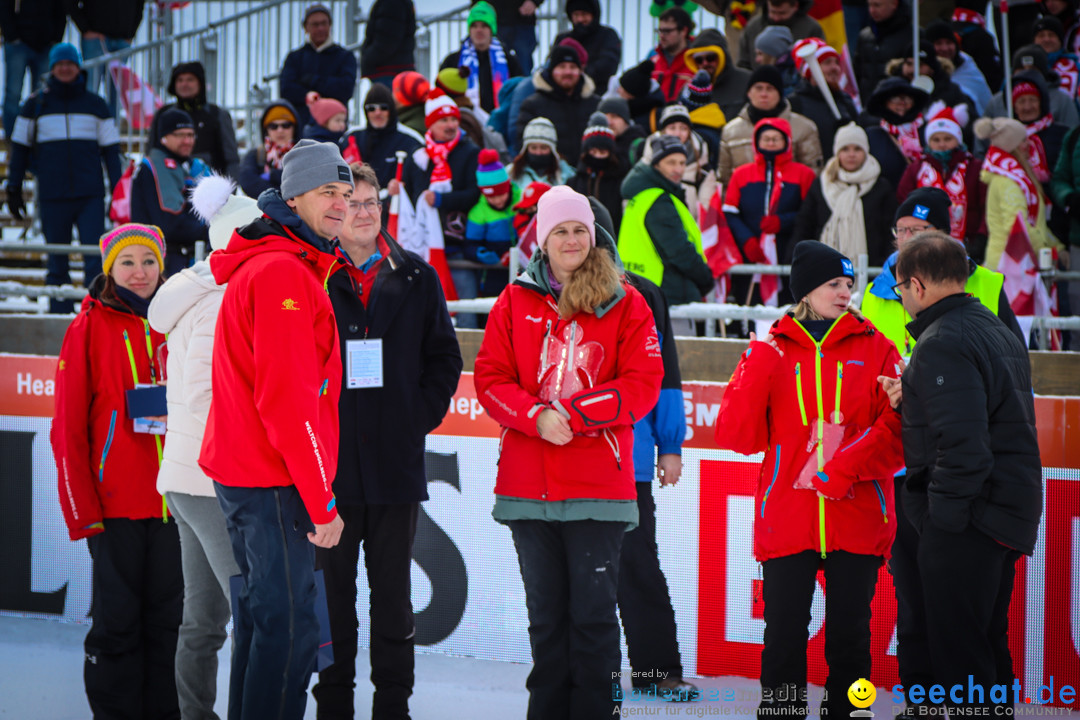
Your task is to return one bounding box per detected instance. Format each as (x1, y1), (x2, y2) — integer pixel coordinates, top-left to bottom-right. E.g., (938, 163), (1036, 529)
(424, 89), (460, 129)
(924, 100), (969, 143)
(792, 38), (840, 79)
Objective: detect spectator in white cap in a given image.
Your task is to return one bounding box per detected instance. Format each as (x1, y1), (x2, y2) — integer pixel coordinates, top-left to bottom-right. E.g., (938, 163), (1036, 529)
(474, 184), (664, 719)
(508, 116), (576, 190)
(199, 137), (353, 719)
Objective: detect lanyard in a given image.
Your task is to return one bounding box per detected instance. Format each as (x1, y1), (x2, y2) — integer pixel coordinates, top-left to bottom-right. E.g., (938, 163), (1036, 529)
(123, 319), (167, 521)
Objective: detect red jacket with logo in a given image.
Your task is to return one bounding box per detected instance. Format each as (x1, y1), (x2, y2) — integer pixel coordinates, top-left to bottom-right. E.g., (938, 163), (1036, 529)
(651, 42), (696, 102)
(714, 312), (905, 561)
(52, 291), (168, 541)
(199, 217), (344, 524)
(474, 270), (664, 502)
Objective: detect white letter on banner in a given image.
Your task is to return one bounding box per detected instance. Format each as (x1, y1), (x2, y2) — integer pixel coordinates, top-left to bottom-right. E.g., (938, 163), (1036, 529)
(725, 495), (764, 643)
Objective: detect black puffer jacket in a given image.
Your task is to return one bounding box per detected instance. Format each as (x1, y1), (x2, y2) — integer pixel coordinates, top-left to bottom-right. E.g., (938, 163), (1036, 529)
(553, 0), (622, 92)
(900, 294), (1042, 556)
(149, 62), (241, 180)
(68, 0), (146, 39)
(514, 69), (600, 161)
(855, 2), (912, 101)
(0, 0), (66, 51)
(788, 81), (860, 159)
(359, 0), (416, 80)
(791, 172), (897, 265)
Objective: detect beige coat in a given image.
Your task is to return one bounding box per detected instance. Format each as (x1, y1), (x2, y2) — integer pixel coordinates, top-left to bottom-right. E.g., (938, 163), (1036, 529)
(718, 104), (824, 187)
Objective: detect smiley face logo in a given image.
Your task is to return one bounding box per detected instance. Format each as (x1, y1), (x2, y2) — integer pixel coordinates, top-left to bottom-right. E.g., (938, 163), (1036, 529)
(848, 678), (876, 709)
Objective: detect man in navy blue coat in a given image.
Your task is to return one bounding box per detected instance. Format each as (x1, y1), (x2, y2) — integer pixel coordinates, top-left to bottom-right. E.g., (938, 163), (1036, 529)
(279, 3), (358, 128)
(5, 43), (121, 313)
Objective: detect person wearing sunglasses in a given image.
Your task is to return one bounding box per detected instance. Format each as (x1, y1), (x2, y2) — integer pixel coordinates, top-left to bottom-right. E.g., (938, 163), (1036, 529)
(682, 28), (754, 131)
(340, 83), (423, 229)
(239, 99), (301, 199)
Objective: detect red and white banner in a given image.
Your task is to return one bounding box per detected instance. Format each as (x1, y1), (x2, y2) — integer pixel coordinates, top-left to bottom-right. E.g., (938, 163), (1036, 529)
(108, 61), (162, 131)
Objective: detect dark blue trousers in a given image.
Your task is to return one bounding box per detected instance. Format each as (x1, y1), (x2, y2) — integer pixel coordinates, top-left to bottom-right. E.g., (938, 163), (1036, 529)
(40, 196), (104, 313)
(215, 483), (320, 720)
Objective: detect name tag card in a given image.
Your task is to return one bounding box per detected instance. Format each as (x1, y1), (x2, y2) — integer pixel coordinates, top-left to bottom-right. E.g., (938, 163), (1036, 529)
(346, 339), (384, 389)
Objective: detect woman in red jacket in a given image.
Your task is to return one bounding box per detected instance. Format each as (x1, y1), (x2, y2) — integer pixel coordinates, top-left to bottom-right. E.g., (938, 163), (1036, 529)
(51, 223), (183, 719)
(714, 241), (904, 719)
(474, 186), (664, 717)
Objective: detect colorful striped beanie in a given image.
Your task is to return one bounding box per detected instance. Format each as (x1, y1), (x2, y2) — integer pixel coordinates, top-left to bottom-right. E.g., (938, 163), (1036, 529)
(100, 223), (166, 275)
(476, 148), (510, 197)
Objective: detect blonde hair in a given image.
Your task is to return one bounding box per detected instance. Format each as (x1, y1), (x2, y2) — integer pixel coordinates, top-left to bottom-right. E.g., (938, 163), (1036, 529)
(791, 299), (863, 323)
(555, 246), (622, 318)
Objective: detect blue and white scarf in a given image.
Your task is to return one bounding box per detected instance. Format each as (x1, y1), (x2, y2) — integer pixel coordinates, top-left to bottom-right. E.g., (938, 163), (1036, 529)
(459, 37), (510, 111)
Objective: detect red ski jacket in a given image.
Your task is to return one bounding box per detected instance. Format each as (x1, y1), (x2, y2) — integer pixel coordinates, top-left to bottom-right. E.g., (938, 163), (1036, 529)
(52, 291), (168, 541)
(199, 217), (344, 525)
(715, 312), (905, 561)
(474, 270), (664, 503)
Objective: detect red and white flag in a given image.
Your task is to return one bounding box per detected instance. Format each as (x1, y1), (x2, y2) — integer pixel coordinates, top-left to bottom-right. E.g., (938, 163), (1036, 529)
(108, 61), (162, 130)
(998, 214), (1051, 316)
(396, 178), (458, 301)
(997, 214), (1059, 347)
(699, 188), (743, 301)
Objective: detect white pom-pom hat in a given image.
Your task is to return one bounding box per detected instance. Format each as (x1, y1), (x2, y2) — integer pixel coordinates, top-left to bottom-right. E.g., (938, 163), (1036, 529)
(191, 173), (262, 252)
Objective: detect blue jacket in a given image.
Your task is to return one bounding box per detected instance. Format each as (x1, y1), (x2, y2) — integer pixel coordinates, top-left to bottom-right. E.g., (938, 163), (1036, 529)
(279, 42), (357, 127)
(8, 73), (122, 201)
(627, 272), (685, 482)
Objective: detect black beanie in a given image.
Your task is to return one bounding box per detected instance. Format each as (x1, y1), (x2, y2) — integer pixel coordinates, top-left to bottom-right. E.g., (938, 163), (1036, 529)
(926, 20), (957, 45)
(650, 134), (687, 165)
(157, 108), (195, 138)
(1034, 15), (1067, 43)
(789, 241), (855, 303)
(747, 65), (784, 96)
(620, 59), (655, 98)
(894, 187), (951, 232)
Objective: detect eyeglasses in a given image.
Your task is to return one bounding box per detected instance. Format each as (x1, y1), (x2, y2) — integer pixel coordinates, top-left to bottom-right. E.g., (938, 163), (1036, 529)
(692, 53), (719, 64)
(657, 26), (680, 35)
(349, 199), (382, 214)
(266, 121), (294, 130)
(365, 103), (390, 113)
(891, 277), (922, 295)
(891, 224), (933, 238)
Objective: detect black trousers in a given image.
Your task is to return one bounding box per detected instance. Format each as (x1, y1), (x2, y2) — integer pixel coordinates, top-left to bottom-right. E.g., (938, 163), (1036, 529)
(313, 502), (419, 720)
(84, 517), (183, 720)
(917, 519), (1019, 714)
(617, 481), (683, 685)
(508, 519), (624, 720)
(759, 550), (881, 720)
(890, 478), (935, 704)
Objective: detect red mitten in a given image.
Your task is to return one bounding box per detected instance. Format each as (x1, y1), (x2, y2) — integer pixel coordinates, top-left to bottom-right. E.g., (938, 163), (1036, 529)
(743, 236), (766, 263)
(759, 215), (781, 234)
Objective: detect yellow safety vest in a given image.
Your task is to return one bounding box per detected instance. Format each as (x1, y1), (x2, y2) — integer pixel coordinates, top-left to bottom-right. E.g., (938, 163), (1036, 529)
(617, 187), (706, 288)
(861, 264), (1005, 356)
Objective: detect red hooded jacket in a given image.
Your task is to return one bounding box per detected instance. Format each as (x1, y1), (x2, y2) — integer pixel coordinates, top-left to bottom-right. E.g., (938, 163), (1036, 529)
(198, 217), (344, 525)
(52, 291), (168, 541)
(474, 268), (664, 503)
(714, 312), (904, 561)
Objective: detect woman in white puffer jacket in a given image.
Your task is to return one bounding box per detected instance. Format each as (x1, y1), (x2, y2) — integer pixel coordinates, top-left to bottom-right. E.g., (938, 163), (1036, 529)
(147, 174), (260, 719)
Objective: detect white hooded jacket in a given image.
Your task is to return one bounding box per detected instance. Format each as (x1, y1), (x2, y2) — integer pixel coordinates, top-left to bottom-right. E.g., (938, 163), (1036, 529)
(148, 260), (224, 497)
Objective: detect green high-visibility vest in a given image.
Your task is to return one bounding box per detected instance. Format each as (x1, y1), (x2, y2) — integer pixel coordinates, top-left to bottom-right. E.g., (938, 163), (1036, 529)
(861, 264), (1005, 356)
(617, 187), (705, 288)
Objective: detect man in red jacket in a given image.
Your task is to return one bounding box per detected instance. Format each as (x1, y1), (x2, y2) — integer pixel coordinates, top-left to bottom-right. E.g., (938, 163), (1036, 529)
(199, 139), (352, 720)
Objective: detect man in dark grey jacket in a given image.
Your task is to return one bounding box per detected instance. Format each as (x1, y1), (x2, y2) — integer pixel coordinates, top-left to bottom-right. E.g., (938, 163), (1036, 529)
(888, 231), (1042, 717)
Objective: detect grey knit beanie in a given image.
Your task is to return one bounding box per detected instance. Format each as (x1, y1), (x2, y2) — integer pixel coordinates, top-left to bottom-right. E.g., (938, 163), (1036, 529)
(279, 139), (353, 200)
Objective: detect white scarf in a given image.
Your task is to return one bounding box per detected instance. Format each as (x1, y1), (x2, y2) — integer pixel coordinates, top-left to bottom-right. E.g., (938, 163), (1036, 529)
(818, 154), (881, 261)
